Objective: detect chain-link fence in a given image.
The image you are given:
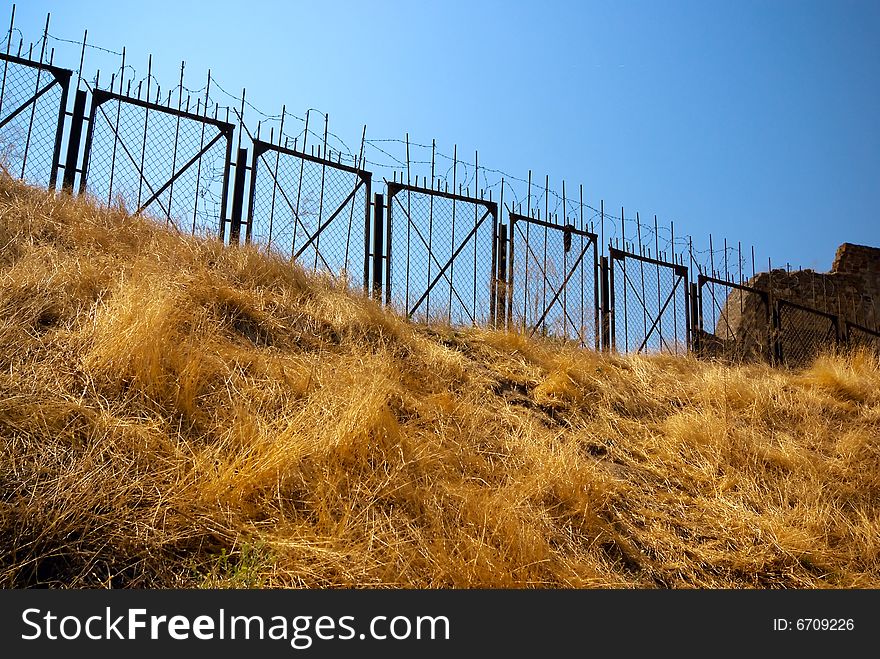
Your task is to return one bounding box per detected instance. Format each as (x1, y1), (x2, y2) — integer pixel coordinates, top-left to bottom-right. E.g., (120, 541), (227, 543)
(609, 247), (689, 355)
(0, 53), (69, 188)
(387, 182), (497, 326)
(4, 38), (879, 370)
(507, 212), (598, 347)
(697, 275), (771, 363)
(247, 139), (371, 287)
(844, 322), (880, 354)
(775, 299), (840, 368)
(80, 89), (233, 238)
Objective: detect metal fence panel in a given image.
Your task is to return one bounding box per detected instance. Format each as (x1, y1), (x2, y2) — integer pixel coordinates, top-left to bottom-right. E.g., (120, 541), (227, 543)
(507, 212), (598, 347)
(845, 321), (880, 354)
(609, 247), (689, 355)
(79, 88), (233, 238)
(0, 53), (70, 188)
(247, 139), (371, 287)
(697, 274), (771, 363)
(776, 299), (839, 368)
(387, 182), (497, 326)
(6, 44), (877, 373)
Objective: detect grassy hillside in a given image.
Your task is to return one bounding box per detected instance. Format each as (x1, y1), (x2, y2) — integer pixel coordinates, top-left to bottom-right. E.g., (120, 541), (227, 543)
(1, 173), (878, 588)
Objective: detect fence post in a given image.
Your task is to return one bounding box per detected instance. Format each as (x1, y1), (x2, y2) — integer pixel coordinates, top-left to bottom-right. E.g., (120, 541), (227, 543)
(62, 89), (87, 192)
(372, 192), (384, 301)
(771, 299), (782, 365)
(689, 281), (701, 356)
(362, 176), (372, 295)
(760, 294), (772, 365)
(49, 71), (73, 192)
(495, 222), (508, 329)
(600, 255), (611, 351)
(243, 143), (258, 244)
(229, 147), (248, 244)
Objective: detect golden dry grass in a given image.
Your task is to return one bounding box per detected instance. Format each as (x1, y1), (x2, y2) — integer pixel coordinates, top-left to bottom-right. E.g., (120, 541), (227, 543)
(0, 174), (878, 588)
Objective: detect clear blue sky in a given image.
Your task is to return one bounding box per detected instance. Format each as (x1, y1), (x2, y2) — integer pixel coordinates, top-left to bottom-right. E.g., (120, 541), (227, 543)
(7, 0), (879, 274)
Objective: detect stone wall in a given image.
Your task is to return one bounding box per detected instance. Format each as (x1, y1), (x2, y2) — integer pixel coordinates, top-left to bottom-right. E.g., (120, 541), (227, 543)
(701, 243), (880, 363)
(832, 242), (880, 311)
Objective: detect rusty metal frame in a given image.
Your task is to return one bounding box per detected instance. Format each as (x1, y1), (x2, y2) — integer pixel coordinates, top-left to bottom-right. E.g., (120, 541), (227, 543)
(507, 211), (599, 348)
(78, 87), (234, 236)
(697, 273), (773, 363)
(246, 138), (372, 289)
(609, 246), (690, 354)
(0, 52), (71, 189)
(386, 180), (498, 325)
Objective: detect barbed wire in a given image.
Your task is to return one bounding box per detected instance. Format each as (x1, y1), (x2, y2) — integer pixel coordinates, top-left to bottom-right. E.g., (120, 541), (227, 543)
(6, 10), (787, 282)
(46, 31), (121, 57)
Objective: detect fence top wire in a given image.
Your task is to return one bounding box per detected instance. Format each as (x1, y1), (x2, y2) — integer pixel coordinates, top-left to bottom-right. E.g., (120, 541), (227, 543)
(4, 7), (800, 283)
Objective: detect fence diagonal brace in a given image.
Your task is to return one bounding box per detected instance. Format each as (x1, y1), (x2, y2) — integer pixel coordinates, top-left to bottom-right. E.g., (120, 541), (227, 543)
(408, 207), (492, 320)
(256, 150), (317, 260)
(636, 275), (683, 354)
(392, 193), (475, 320)
(550, 237), (596, 343)
(620, 262), (652, 320)
(0, 78), (56, 131)
(529, 241), (591, 339)
(294, 178), (363, 260)
(136, 129), (225, 215)
(520, 231), (592, 339)
(519, 228), (552, 283)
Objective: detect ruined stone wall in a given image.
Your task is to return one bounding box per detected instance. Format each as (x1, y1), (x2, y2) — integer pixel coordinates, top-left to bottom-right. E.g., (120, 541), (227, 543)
(703, 243), (880, 363)
(832, 242), (880, 314)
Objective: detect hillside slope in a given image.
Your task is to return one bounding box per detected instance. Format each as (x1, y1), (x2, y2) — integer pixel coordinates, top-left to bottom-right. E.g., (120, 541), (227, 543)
(1, 174), (878, 588)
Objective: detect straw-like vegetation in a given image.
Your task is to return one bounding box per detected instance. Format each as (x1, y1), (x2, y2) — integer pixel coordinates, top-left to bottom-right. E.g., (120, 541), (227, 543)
(1, 174), (878, 588)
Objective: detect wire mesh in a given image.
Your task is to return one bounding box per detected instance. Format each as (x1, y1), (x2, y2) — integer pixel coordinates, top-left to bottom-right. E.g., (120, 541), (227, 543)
(611, 251), (688, 355)
(846, 323), (880, 354)
(0, 57), (66, 187)
(508, 216), (597, 347)
(82, 94), (230, 238)
(388, 185), (496, 327)
(699, 278), (771, 363)
(249, 145), (369, 287)
(777, 301), (838, 368)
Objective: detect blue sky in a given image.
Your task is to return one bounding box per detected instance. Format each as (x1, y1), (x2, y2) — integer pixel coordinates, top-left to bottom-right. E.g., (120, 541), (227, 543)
(7, 0), (880, 274)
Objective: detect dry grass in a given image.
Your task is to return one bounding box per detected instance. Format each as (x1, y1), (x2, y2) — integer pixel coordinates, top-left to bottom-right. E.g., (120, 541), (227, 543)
(0, 173), (878, 589)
